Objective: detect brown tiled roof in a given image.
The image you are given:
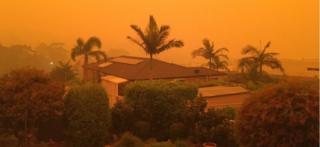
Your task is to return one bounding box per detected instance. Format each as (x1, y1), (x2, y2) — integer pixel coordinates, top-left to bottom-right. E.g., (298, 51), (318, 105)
(85, 56), (225, 80)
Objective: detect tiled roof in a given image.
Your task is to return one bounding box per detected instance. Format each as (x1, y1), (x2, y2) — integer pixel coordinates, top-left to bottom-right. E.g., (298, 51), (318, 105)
(85, 56), (225, 80)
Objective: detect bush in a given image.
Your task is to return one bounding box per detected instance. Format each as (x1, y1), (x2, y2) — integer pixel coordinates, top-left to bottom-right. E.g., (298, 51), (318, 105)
(124, 80), (198, 140)
(64, 83), (111, 147)
(193, 107), (238, 147)
(174, 140), (188, 147)
(0, 133), (19, 147)
(111, 100), (135, 135)
(114, 133), (144, 147)
(169, 123), (187, 140)
(236, 80), (319, 147)
(148, 141), (175, 147)
(133, 121), (151, 140)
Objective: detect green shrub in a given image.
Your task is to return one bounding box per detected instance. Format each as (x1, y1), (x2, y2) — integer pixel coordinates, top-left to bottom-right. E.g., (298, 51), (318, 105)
(236, 80), (319, 147)
(133, 121), (151, 140)
(169, 123), (187, 140)
(64, 83), (110, 147)
(148, 141), (175, 147)
(193, 108), (238, 147)
(0, 133), (19, 147)
(174, 140), (188, 147)
(124, 80), (198, 140)
(111, 100), (135, 135)
(114, 133), (144, 147)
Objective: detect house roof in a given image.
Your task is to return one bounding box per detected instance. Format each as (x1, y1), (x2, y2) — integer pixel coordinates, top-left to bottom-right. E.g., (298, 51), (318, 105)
(85, 56), (225, 80)
(198, 86), (249, 98)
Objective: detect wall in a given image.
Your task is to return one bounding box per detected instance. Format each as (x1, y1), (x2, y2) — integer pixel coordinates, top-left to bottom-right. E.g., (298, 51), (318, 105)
(205, 93), (251, 109)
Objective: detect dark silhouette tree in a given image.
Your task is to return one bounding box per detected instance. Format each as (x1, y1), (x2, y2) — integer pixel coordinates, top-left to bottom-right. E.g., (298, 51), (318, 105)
(127, 15), (184, 69)
(70, 37), (107, 80)
(192, 38), (229, 71)
(50, 61), (78, 83)
(0, 68), (65, 146)
(238, 41), (284, 75)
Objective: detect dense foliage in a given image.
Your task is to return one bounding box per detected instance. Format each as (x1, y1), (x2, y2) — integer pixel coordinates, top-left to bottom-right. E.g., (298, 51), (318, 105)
(112, 80), (238, 146)
(236, 80), (319, 147)
(64, 83), (111, 147)
(193, 108), (238, 147)
(114, 133), (144, 147)
(0, 68), (65, 144)
(112, 81), (197, 140)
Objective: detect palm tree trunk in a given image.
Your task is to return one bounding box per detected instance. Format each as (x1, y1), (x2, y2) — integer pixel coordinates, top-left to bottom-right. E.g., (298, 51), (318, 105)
(259, 62), (263, 74)
(83, 54), (89, 81)
(149, 54), (153, 80)
(209, 57), (213, 69)
(150, 54), (153, 69)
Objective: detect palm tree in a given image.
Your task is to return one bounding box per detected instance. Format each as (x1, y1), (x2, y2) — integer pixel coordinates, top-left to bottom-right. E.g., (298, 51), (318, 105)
(238, 41), (284, 75)
(192, 38), (229, 71)
(71, 37), (107, 80)
(127, 15), (184, 69)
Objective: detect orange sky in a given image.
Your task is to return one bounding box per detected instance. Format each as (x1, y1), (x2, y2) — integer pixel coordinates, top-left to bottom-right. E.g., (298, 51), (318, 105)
(0, 0), (318, 65)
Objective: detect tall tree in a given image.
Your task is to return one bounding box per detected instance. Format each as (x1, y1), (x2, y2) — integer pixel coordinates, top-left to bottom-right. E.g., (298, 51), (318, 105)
(70, 37), (107, 80)
(238, 41), (284, 75)
(192, 38), (229, 71)
(50, 61), (78, 83)
(127, 15), (184, 69)
(0, 68), (65, 146)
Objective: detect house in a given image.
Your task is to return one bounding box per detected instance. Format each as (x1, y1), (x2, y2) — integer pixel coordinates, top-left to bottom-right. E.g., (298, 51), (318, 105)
(198, 86), (250, 109)
(84, 56), (225, 106)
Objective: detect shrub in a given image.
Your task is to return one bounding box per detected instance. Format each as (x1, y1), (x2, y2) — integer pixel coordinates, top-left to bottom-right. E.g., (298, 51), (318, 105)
(193, 107), (238, 147)
(111, 100), (135, 135)
(236, 80), (319, 147)
(124, 80), (198, 140)
(114, 133), (144, 147)
(148, 141), (175, 147)
(64, 83), (110, 147)
(174, 140), (188, 147)
(0, 133), (19, 147)
(169, 123), (187, 140)
(133, 121), (151, 140)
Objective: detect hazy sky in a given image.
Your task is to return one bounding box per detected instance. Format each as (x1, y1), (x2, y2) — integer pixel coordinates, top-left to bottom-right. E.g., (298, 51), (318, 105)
(0, 0), (318, 65)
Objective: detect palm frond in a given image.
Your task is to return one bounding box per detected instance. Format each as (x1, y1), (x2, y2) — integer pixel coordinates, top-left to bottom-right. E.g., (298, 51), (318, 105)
(157, 40), (184, 53)
(158, 25), (170, 45)
(242, 45), (259, 55)
(84, 37), (102, 52)
(148, 15), (159, 32)
(71, 46), (83, 61)
(76, 38), (85, 46)
(214, 47), (229, 55)
(263, 56), (284, 73)
(89, 50), (107, 62)
(192, 48), (208, 58)
(217, 54), (229, 60)
(238, 57), (257, 72)
(202, 39), (213, 52)
(127, 36), (145, 49)
(130, 25), (147, 44)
